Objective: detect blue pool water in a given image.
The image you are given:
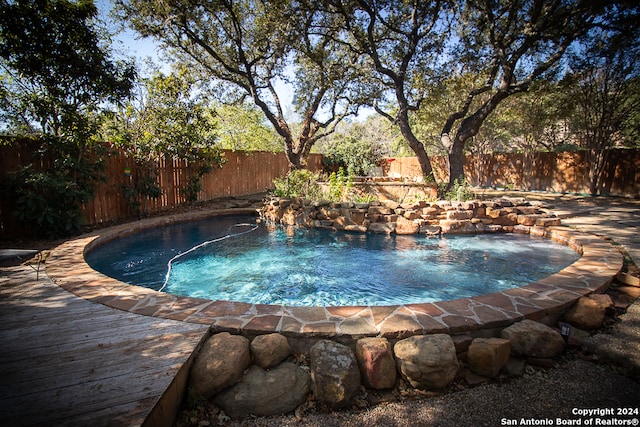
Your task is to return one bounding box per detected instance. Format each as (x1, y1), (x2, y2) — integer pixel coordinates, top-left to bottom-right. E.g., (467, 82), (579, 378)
(86, 215), (580, 307)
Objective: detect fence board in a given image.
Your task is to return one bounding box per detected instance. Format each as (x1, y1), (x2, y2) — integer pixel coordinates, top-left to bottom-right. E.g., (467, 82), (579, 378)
(0, 141), (322, 238)
(75, 150), (322, 228)
(386, 149), (640, 198)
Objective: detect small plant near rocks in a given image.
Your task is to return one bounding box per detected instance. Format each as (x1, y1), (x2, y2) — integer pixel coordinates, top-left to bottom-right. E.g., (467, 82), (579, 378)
(186, 387), (207, 411)
(352, 192), (378, 204)
(404, 192), (438, 205)
(327, 167), (353, 202)
(273, 169), (323, 199)
(272, 168), (381, 204)
(441, 177), (476, 202)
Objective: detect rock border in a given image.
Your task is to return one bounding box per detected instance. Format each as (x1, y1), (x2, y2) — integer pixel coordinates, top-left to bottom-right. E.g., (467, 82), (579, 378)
(41, 196), (629, 420)
(260, 196), (562, 235)
(191, 318), (575, 419)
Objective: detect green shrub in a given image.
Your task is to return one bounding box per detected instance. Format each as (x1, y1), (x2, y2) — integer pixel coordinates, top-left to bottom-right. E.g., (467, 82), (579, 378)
(5, 165), (93, 238)
(442, 177), (475, 201)
(273, 169), (322, 199)
(352, 192), (378, 204)
(327, 167), (353, 202)
(181, 163), (216, 204)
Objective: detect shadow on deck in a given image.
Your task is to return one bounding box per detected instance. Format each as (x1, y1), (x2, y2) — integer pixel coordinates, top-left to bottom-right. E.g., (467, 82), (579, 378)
(0, 265), (209, 427)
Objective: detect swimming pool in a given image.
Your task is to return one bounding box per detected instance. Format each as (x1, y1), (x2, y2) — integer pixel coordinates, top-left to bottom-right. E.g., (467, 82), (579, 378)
(85, 214), (581, 307)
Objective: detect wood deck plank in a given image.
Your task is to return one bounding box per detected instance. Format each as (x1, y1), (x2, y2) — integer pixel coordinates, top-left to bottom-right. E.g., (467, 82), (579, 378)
(0, 329), (201, 375)
(0, 329), (198, 366)
(1, 365), (183, 415)
(0, 316), (198, 354)
(39, 398), (157, 427)
(0, 266), (209, 427)
(0, 333), (204, 394)
(0, 312), (152, 338)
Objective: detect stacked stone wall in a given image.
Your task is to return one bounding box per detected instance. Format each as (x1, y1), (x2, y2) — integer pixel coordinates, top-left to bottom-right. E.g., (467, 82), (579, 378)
(260, 196), (562, 236)
(181, 196), (619, 419)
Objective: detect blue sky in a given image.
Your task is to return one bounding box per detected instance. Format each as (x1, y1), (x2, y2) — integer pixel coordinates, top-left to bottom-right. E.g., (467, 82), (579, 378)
(96, 0), (161, 67)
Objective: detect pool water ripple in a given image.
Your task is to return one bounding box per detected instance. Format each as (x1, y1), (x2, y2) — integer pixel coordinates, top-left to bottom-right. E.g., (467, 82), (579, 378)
(85, 215), (580, 307)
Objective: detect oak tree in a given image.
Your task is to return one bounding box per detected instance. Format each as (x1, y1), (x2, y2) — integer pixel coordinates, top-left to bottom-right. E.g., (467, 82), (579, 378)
(116, 0), (370, 170)
(329, 0), (638, 188)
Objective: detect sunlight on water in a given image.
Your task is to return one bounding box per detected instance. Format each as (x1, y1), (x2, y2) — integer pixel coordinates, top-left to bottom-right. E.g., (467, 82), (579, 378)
(86, 215), (580, 307)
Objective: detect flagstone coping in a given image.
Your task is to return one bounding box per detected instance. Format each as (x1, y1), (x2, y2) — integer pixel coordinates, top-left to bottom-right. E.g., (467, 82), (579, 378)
(46, 208), (623, 340)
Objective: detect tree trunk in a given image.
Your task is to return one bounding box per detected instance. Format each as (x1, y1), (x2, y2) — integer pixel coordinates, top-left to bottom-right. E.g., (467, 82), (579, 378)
(444, 90), (511, 189)
(441, 129), (466, 188)
(448, 140), (465, 187)
(286, 148), (305, 171)
(588, 148), (610, 196)
(396, 112), (435, 181)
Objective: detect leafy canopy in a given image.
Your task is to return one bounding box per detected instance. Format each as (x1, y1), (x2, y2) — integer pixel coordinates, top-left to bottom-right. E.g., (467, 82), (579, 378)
(115, 0), (373, 169)
(101, 68), (226, 212)
(0, 0), (135, 237)
(0, 0), (135, 135)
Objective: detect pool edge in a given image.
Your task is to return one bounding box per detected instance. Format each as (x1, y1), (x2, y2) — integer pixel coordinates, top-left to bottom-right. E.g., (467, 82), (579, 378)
(46, 208), (624, 340)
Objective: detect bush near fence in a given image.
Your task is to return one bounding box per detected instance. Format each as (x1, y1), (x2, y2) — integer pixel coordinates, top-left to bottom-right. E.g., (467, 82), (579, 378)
(385, 149), (640, 198)
(0, 140), (322, 238)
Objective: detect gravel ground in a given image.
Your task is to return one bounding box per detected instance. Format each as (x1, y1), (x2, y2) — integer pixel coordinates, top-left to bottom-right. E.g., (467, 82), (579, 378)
(176, 354), (640, 427)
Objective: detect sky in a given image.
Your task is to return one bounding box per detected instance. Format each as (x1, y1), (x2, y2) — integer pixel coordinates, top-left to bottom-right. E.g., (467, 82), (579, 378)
(96, 0), (162, 67)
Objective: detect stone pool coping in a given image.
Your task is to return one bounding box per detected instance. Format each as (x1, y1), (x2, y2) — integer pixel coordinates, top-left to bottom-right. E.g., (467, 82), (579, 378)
(46, 207), (624, 339)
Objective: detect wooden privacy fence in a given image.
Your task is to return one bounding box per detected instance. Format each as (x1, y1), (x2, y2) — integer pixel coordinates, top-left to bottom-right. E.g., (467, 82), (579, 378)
(385, 149), (640, 198)
(0, 141), (322, 237)
(83, 150), (322, 226)
(2, 140), (638, 239)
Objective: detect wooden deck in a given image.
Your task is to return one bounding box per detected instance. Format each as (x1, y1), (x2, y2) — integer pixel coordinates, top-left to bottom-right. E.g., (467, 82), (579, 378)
(0, 265), (210, 427)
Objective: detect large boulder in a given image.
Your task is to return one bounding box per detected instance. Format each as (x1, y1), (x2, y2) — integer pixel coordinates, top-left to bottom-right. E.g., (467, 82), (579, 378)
(355, 337), (397, 390)
(500, 319), (564, 358)
(394, 334), (459, 390)
(563, 295), (614, 331)
(213, 363), (310, 418)
(189, 332), (251, 399)
(467, 338), (511, 378)
(395, 216), (420, 235)
(310, 340), (361, 409)
(250, 333), (291, 369)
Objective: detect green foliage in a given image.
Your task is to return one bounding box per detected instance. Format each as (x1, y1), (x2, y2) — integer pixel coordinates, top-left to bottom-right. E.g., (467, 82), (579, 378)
(121, 164), (163, 216)
(273, 169), (322, 199)
(320, 118), (393, 176)
(327, 168), (353, 202)
(103, 70), (225, 214)
(351, 192), (378, 204)
(185, 387), (206, 411)
(5, 157), (97, 238)
(0, 0), (135, 135)
(440, 178), (475, 202)
(105, 70), (219, 160)
(181, 164), (215, 204)
(212, 103), (281, 152)
(0, 1), (134, 237)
